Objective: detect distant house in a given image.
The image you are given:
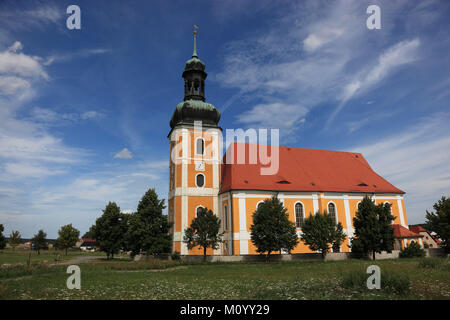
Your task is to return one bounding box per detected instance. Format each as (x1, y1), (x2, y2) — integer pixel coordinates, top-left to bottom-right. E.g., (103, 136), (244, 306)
(409, 225), (440, 248)
(79, 238), (97, 252)
(393, 224), (423, 250)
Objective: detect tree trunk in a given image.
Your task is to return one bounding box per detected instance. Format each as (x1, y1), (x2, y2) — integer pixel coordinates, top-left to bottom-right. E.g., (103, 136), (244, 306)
(203, 246), (207, 262)
(65, 248), (68, 255)
(266, 251), (271, 262)
(372, 250), (376, 260)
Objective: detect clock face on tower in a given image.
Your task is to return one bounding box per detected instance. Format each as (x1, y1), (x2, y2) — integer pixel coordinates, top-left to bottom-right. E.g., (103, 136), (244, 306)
(195, 161), (205, 171)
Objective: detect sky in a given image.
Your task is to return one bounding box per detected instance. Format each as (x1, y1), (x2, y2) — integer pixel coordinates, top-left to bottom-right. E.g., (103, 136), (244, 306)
(0, 0), (449, 238)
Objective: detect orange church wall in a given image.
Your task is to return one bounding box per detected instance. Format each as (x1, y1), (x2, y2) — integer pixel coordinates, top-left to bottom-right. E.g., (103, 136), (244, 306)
(244, 197), (263, 233)
(185, 130), (214, 159)
(187, 163), (213, 188)
(173, 241), (181, 253)
(187, 196), (214, 226)
(283, 198), (315, 224)
(175, 163), (182, 188)
(174, 196), (182, 233)
(232, 196), (240, 234)
(233, 240), (240, 255)
(401, 199), (408, 225)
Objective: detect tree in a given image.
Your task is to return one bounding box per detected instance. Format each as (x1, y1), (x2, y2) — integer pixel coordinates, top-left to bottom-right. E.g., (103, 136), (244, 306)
(351, 196), (395, 260)
(0, 224), (6, 250)
(399, 241), (425, 258)
(57, 224), (80, 255)
(94, 202), (126, 259)
(82, 225), (96, 239)
(301, 211), (347, 258)
(426, 196), (450, 253)
(125, 189), (172, 257)
(250, 196), (299, 260)
(8, 230), (21, 250)
(184, 207), (222, 261)
(31, 230), (48, 255)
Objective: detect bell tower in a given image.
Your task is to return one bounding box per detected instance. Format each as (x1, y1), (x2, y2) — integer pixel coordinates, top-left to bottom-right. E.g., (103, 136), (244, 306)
(168, 28), (221, 255)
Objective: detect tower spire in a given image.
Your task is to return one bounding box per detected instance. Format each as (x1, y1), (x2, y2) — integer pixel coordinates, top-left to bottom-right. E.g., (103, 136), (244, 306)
(193, 25), (198, 58)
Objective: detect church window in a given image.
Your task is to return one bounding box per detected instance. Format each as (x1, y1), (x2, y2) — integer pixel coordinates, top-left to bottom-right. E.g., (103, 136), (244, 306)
(224, 205), (228, 230)
(328, 202), (337, 222)
(196, 138), (205, 155)
(196, 206), (204, 217)
(295, 202), (304, 228)
(257, 201), (264, 210)
(196, 173), (205, 187)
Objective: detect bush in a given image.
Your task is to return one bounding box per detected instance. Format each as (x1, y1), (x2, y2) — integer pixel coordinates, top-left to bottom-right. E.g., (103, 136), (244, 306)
(399, 242), (425, 258)
(171, 251), (181, 261)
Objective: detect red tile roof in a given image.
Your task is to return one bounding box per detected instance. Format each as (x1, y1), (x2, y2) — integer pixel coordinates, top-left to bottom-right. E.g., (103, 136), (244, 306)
(220, 143), (405, 194)
(409, 225), (426, 234)
(393, 224), (422, 238)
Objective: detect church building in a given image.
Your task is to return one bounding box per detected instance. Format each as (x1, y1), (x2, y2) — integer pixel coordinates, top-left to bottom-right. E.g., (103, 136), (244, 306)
(167, 32), (422, 256)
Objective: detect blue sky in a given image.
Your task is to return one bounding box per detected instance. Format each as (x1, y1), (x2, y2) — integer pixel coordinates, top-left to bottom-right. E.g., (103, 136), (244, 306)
(0, 0), (449, 238)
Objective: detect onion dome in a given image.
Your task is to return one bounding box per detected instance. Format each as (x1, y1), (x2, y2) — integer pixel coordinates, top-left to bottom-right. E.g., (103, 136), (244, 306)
(169, 28), (220, 129)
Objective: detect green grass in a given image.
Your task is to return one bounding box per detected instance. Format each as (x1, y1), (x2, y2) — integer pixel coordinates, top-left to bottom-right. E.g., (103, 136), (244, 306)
(0, 248), (105, 265)
(0, 257), (449, 300)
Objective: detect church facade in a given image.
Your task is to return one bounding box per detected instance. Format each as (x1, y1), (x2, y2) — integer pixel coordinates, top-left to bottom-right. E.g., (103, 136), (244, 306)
(167, 34), (422, 256)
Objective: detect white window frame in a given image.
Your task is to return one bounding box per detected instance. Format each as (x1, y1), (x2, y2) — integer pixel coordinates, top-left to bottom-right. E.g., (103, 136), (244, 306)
(195, 205), (205, 217)
(327, 201), (338, 223)
(195, 137), (205, 156)
(294, 201), (305, 229)
(195, 173), (205, 188)
(256, 200), (264, 210)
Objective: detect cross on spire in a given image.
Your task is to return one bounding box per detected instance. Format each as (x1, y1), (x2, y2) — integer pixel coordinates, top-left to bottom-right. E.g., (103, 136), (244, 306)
(193, 24), (198, 58)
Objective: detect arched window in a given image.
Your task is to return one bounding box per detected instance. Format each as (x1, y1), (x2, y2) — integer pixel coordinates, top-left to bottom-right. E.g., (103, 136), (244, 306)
(196, 206), (204, 217)
(257, 201), (264, 210)
(328, 202), (337, 222)
(196, 173), (205, 187)
(295, 202), (304, 228)
(196, 138), (205, 155)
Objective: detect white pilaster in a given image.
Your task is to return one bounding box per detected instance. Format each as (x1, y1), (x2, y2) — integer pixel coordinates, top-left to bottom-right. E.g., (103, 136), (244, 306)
(397, 195), (406, 227)
(237, 193), (248, 254)
(343, 195), (354, 246)
(312, 193), (319, 214)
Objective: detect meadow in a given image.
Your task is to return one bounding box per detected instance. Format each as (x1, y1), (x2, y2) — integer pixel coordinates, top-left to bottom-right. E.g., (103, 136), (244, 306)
(0, 249), (449, 300)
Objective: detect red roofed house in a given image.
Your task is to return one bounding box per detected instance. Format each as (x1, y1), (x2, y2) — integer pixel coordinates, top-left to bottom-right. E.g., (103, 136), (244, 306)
(167, 33), (419, 255)
(409, 225), (440, 248)
(392, 224), (423, 250)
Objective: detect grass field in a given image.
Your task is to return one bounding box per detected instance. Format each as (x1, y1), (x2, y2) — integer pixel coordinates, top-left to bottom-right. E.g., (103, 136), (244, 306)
(0, 248), (107, 265)
(0, 253), (449, 300)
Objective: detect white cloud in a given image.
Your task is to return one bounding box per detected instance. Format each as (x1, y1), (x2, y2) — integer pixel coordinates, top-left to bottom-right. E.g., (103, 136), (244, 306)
(216, 1), (433, 137)
(114, 148), (133, 159)
(349, 112), (450, 224)
(0, 42), (48, 79)
(30, 107), (104, 124)
(303, 27), (345, 52)
(236, 103), (308, 132)
(0, 76), (30, 95)
(4, 162), (66, 178)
